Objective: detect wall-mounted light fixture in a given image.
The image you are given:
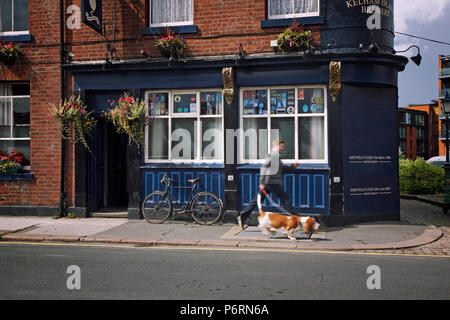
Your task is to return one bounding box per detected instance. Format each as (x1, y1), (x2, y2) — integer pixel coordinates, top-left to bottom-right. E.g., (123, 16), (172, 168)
(63, 49), (74, 64)
(168, 52), (177, 66)
(395, 45), (422, 66)
(140, 50), (150, 60)
(359, 42), (379, 54)
(235, 43), (247, 65)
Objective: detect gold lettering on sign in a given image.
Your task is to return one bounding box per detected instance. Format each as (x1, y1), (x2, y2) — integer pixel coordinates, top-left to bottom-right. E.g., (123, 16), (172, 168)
(346, 0), (392, 16)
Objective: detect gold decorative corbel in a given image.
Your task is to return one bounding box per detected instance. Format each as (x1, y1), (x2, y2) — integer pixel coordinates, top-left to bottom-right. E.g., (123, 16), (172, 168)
(222, 67), (234, 105)
(329, 61), (341, 103)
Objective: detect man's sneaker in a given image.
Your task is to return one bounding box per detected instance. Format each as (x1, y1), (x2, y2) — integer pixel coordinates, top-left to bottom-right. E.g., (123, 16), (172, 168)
(237, 215), (244, 230)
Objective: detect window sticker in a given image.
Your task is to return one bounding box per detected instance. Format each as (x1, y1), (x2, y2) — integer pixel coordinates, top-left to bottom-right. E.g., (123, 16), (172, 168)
(201, 91), (222, 115)
(243, 90), (267, 115)
(148, 93), (168, 116)
(173, 93), (196, 114)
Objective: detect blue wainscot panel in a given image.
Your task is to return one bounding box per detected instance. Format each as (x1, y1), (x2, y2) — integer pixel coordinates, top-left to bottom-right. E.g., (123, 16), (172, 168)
(142, 167), (225, 207)
(239, 166), (329, 215)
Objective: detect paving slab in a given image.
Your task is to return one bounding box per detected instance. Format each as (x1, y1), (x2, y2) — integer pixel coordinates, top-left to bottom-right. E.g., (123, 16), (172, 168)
(20, 217), (128, 236)
(0, 217), (54, 232)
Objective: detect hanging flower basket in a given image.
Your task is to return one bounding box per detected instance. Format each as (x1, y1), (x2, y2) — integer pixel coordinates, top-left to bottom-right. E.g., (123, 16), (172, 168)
(276, 21), (314, 53)
(0, 41), (21, 65)
(49, 95), (97, 153)
(155, 28), (187, 59)
(103, 93), (152, 151)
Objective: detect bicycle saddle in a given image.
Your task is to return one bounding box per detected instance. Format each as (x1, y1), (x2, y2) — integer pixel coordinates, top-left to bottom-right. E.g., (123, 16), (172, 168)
(187, 178), (200, 184)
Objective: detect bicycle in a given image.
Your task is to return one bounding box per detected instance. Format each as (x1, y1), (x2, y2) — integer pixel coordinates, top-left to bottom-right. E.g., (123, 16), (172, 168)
(141, 173), (223, 225)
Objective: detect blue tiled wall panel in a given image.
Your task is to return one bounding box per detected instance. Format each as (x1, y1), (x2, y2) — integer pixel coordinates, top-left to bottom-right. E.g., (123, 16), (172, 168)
(239, 170), (329, 214)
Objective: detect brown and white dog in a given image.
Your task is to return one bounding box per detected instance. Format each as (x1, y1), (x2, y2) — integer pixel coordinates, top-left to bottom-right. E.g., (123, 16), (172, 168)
(257, 193), (320, 240)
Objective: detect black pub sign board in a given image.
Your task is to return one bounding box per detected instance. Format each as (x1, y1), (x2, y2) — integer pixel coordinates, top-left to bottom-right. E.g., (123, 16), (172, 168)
(82, 0), (102, 34)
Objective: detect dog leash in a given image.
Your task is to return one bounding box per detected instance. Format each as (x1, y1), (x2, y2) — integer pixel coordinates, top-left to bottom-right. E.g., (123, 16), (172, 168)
(257, 187), (291, 215)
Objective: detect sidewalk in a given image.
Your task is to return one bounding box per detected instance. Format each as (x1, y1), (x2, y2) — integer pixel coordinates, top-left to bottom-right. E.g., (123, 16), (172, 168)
(0, 199), (447, 254)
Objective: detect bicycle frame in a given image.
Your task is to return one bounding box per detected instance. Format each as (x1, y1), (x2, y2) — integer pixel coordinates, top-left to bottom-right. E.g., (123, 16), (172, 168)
(160, 178), (199, 214)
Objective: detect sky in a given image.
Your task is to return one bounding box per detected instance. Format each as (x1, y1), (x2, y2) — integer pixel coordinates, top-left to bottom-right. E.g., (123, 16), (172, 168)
(395, 0), (450, 107)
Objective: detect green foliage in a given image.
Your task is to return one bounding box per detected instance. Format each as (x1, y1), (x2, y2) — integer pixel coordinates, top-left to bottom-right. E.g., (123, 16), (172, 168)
(0, 41), (21, 64)
(277, 20), (314, 52)
(49, 94), (96, 153)
(399, 158), (444, 194)
(155, 27), (187, 58)
(103, 93), (151, 151)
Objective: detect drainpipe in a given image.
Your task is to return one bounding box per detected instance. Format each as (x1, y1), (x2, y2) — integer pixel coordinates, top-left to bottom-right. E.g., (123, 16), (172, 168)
(59, 0), (66, 218)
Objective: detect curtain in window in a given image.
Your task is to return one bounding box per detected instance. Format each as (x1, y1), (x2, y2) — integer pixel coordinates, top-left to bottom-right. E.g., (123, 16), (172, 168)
(270, 0), (318, 16)
(0, 85), (12, 138)
(271, 118), (295, 159)
(202, 118), (222, 160)
(148, 118), (168, 159)
(243, 118), (268, 160)
(151, 0), (192, 25)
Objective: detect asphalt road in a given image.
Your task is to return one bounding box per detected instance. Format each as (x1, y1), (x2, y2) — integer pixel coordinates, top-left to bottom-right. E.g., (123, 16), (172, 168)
(0, 243), (449, 301)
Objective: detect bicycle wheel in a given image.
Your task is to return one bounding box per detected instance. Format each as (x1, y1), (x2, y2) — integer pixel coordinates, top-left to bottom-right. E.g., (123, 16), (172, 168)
(190, 192), (223, 225)
(142, 191), (172, 224)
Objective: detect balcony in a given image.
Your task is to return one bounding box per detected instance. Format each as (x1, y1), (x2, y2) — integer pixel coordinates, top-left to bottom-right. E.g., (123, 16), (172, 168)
(440, 88), (450, 98)
(439, 68), (450, 78)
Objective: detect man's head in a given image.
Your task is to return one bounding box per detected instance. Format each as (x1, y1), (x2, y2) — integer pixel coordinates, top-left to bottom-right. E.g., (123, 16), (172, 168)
(272, 138), (285, 153)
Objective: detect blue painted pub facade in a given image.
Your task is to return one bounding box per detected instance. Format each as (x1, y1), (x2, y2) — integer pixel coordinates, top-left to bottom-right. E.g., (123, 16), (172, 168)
(68, 0), (407, 226)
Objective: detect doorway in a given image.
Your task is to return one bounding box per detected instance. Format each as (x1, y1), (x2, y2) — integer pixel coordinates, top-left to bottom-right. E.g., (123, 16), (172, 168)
(88, 118), (128, 216)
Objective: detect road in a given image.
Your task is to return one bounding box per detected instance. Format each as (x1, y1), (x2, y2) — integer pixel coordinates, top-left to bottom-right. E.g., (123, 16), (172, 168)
(0, 242), (448, 301)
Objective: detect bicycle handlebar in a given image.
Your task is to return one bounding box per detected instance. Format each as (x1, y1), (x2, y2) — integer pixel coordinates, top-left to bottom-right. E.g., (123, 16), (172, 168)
(161, 173), (175, 185)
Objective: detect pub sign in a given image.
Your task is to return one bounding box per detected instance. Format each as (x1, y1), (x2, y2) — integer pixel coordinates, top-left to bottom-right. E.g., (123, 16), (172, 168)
(82, 0), (102, 34)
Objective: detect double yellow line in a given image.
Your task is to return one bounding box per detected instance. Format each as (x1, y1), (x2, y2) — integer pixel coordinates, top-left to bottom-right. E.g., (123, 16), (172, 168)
(1, 241), (449, 259)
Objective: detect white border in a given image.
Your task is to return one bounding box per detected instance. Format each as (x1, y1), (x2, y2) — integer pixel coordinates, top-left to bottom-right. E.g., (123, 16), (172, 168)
(0, 95), (30, 141)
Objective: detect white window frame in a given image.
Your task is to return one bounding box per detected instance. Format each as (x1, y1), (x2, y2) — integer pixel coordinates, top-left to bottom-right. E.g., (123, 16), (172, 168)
(144, 89), (224, 164)
(268, 0), (320, 20)
(149, 0), (194, 27)
(239, 85), (328, 165)
(0, 93), (31, 170)
(0, 0), (29, 34)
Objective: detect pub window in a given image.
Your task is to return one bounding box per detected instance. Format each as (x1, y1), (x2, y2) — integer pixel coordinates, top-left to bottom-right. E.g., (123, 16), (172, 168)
(0, 0), (29, 33)
(240, 86), (327, 163)
(145, 89), (223, 162)
(268, 0), (320, 20)
(149, 0), (193, 27)
(0, 83), (30, 164)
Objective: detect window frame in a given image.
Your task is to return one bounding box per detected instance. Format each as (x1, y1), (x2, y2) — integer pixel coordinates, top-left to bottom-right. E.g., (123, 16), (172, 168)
(0, 0), (29, 35)
(239, 85), (328, 165)
(267, 0), (320, 20)
(0, 85), (30, 168)
(144, 88), (224, 164)
(149, 0), (194, 28)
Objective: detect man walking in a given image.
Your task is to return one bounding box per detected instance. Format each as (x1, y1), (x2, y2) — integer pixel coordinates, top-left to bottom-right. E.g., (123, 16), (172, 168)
(237, 139), (299, 229)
